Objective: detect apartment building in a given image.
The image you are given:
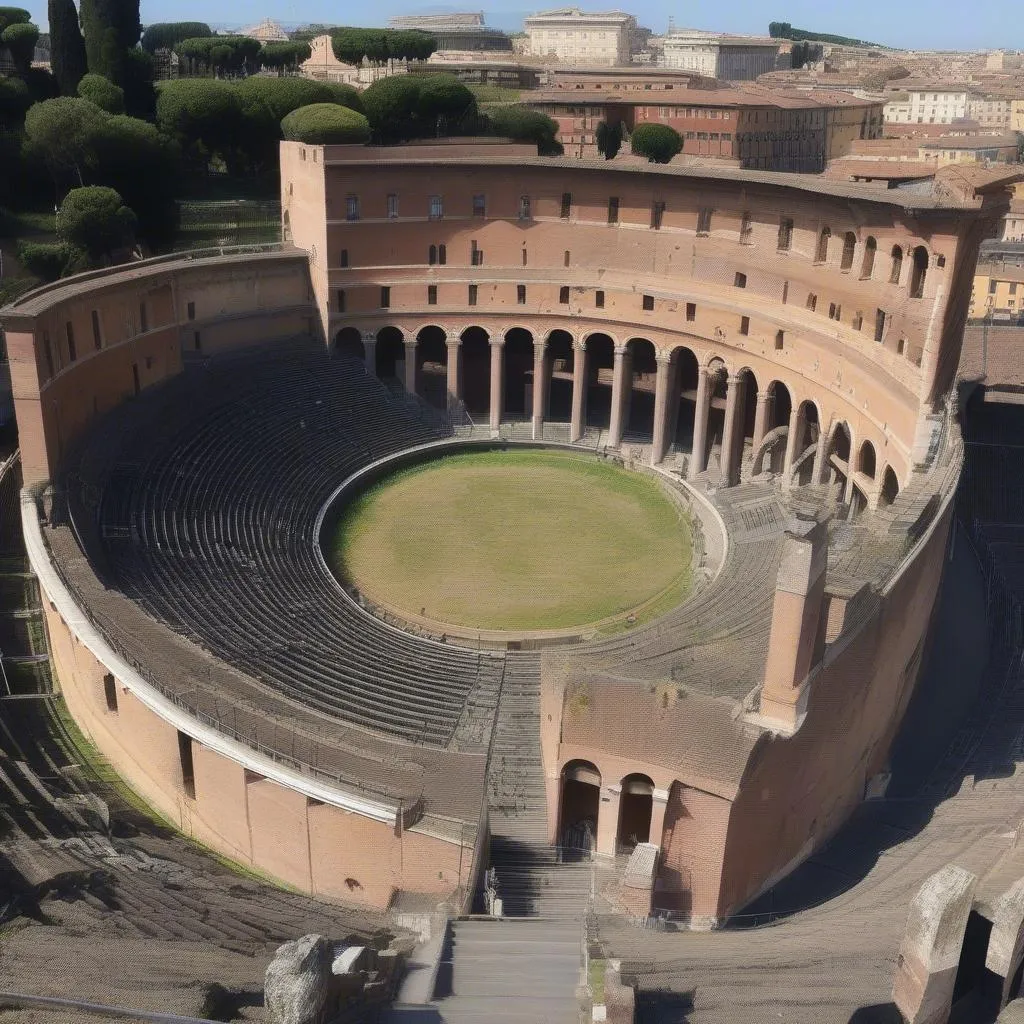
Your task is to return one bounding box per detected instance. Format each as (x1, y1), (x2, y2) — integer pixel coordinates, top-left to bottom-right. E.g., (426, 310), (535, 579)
(523, 7), (638, 66)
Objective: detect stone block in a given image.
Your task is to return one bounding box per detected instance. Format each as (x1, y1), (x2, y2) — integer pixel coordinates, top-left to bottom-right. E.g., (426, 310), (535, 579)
(265, 934), (332, 1024)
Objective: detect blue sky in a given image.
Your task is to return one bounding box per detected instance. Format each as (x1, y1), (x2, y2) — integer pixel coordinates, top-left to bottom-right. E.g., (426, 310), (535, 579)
(24, 0), (1022, 53)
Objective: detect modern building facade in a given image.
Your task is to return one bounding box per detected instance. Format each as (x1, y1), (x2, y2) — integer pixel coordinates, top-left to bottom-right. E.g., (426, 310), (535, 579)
(884, 87), (970, 124)
(661, 29), (780, 81)
(523, 7), (637, 66)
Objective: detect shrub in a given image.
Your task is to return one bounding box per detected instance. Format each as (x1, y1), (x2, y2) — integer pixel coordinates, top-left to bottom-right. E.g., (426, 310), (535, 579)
(155, 78), (242, 159)
(140, 21), (211, 53)
(281, 103), (370, 145)
(259, 40), (311, 72)
(486, 105), (561, 155)
(1, 20), (38, 69)
(596, 120), (622, 160)
(23, 96), (109, 183)
(234, 76), (334, 123)
(630, 123), (683, 163)
(56, 185), (136, 260)
(77, 73), (124, 113)
(15, 240), (79, 281)
(320, 80), (363, 114)
(0, 74), (30, 126)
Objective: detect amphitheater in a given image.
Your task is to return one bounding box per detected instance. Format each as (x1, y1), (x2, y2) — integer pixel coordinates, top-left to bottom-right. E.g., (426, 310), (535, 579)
(3, 140), (1024, 1021)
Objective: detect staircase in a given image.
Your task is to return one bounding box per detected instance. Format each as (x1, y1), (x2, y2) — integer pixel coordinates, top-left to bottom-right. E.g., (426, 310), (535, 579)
(486, 653), (593, 920)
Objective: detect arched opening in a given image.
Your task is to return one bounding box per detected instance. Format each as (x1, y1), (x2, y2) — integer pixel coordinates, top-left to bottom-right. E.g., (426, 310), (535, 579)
(840, 231), (856, 271)
(733, 368), (759, 484)
(503, 327), (534, 419)
(546, 330), (575, 423)
(849, 483), (868, 520)
(910, 246), (929, 299)
(816, 226), (831, 263)
(584, 333), (615, 432)
(374, 326), (404, 380)
(879, 466), (900, 507)
(823, 421), (852, 500)
(416, 326), (448, 410)
(559, 760), (601, 859)
(333, 326), (364, 360)
(889, 245), (903, 285)
(460, 326), (491, 419)
(751, 380), (793, 476)
(791, 400), (820, 486)
(669, 347), (699, 454)
(861, 236), (876, 279)
(617, 773), (655, 853)
(704, 361), (729, 476)
(623, 337), (658, 441)
(858, 440), (877, 480)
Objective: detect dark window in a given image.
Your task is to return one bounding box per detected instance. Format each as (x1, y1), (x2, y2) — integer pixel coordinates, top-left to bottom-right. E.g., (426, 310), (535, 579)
(782, 280), (789, 304)
(91, 310), (101, 349)
(734, 272), (747, 288)
(595, 290), (605, 308)
(387, 193), (398, 219)
(841, 231), (856, 270)
(561, 192), (572, 219)
(517, 284), (526, 304)
(178, 731), (196, 800)
(608, 197), (619, 225)
(380, 286), (390, 309)
(853, 312), (863, 331)
(909, 246), (928, 299)
(739, 315), (750, 335)
(337, 289), (346, 312)
(66, 321), (76, 361)
(522, 248), (528, 266)
(890, 245), (903, 284)
(559, 286), (570, 304)
(340, 248), (349, 268)
(740, 211), (753, 242)
(685, 302), (696, 321)
(642, 294), (654, 311)
(806, 293), (817, 312)
(519, 195), (531, 220)
(874, 308), (886, 342)
(132, 363), (140, 395)
(346, 195), (360, 221)
(775, 330), (784, 350)
(193, 331), (201, 351)
(429, 195), (443, 220)
(861, 237), (876, 279)
(564, 250), (571, 267)
(439, 244), (446, 265)
(696, 207), (713, 235)
(468, 284), (478, 306)
(778, 217), (794, 251)
(186, 301), (195, 321)
(815, 227), (831, 264)
(428, 285), (437, 305)
(651, 201), (665, 230)
(473, 193), (486, 217)
(429, 244), (437, 265)
(103, 673), (118, 713)
(471, 241), (482, 266)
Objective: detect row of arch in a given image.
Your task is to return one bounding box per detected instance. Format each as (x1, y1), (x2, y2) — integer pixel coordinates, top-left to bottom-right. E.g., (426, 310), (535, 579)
(334, 323), (903, 511)
(816, 229), (929, 299)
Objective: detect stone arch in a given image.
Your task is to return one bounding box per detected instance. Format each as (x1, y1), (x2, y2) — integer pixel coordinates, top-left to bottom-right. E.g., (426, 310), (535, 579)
(559, 759), (601, 858)
(821, 420), (853, 498)
(546, 329), (576, 423)
(910, 245), (929, 299)
(416, 325), (449, 410)
(704, 359), (730, 477)
(622, 337), (658, 440)
(858, 440), (877, 479)
(459, 326), (491, 419)
(890, 244), (904, 285)
(333, 326), (364, 359)
(861, 236), (877, 279)
(724, 367), (758, 486)
(879, 465), (900, 507)
(503, 326), (535, 419)
(583, 332), (615, 432)
(374, 326), (405, 380)
(841, 231), (856, 271)
(790, 399), (821, 486)
(617, 773), (655, 852)
(751, 379), (793, 476)
(668, 345), (700, 453)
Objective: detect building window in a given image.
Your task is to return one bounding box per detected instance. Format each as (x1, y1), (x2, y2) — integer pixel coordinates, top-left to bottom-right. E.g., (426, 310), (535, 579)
(989, 279), (998, 294)
(890, 245), (903, 284)
(387, 193), (399, 219)
(438, 244), (446, 265)
(380, 286), (390, 309)
(473, 193), (486, 218)
(468, 284), (477, 306)
(909, 246), (928, 299)
(608, 197), (619, 225)
(696, 207), (712, 235)
(564, 250), (571, 267)
(194, 331), (201, 351)
(642, 294), (654, 311)
(806, 293), (817, 312)
(775, 330), (784, 350)
(782, 280), (789, 304)
(337, 289), (346, 313)
(861, 237), (876, 280)
(739, 315), (750, 335)
(339, 248), (349, 268)
(346, 195), (360, 221)
(874, 308), (886, 343)
(429, 244), (437, 265)
(734, 272), (746, 288)
(103, 673), (118, 713)
(178, 731), (196, 800)
(471, 241), (482, 266)
(853, 311), (863, 331)
(517, 284), (526, 304)
(522, 248), (528, 267)
(778, 217), (793, 251)
(559, 286), (570, 304)
(429, 195), (444, 220)
(186, 301), (195, 321)
(815, 226), (831, 264)
(561, 192), (572, 219)
(685, 302), (696, 321)
(91, 309), (101, 349)
(66, 321), (76, 361)
(739, 211), (753, 243)
(651, 201), (665, 230)
(428, 284), (437, 305)
(595, 290), (605, 308)
(840, 231), (856, 271)
(519, 195), (531, 220)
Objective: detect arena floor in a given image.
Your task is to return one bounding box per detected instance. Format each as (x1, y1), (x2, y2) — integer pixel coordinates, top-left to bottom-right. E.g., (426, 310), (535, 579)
(332, 449), (694, 632)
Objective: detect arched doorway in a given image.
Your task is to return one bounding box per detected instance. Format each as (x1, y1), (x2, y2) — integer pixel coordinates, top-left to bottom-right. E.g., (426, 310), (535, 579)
(790, 400), (820, 486)
(503, 327), (535, 420)
(752, 380), (793, 477)
(624, 338), (657, 441)
(670, 347), (699, 453)
(617, 773), (655, 853)
(880, 466), (900, 507)
(375, 326), (404, 381)
(333, 326), (364, 360)
(416, 325), (448, 410)
(546, 330), (575, 423)
(724, 367), (757, 485)
(559, 760), (601, 859)
(584, 333), (615, 432)
(823, 421), (852, 500)
(460, 326), (491, 420)
(858, 440), (877, 481)
(704, 360), (728, 476)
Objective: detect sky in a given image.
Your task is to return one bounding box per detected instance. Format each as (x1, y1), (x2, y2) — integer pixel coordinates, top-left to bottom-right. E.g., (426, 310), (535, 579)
(22, 0), (1023, 54)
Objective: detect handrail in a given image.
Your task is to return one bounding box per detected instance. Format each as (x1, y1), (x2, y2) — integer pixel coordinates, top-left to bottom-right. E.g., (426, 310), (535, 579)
(0, 990), (214, 1023)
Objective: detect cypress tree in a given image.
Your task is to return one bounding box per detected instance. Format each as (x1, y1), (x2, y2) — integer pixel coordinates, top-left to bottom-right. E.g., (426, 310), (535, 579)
(47, 0), (87, 95)
(79, 0), (140, 84)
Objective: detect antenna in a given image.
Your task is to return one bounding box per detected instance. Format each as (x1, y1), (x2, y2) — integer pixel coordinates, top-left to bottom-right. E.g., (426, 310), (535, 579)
(667, 15), (675, 34)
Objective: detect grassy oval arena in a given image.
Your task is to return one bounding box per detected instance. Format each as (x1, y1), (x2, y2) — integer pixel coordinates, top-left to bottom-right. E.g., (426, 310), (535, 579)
(333, 449), (694, 632)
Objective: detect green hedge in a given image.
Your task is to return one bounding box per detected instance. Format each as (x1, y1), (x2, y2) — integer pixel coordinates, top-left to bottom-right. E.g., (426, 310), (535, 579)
(280, 103), (370, 144)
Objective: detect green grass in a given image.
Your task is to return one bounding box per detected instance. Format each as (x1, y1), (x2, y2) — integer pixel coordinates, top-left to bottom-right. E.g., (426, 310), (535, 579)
(589, 958), (607, 1004)
(468, 84), (522, 104)
(333, 449), (693, 632)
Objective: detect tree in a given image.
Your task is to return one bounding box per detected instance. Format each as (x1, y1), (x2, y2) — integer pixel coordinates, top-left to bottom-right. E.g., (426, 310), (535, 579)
(23, 95), (109, 186)
(259, 40), (311, 74)
(281, 103), (370, 144)
(2, 21), (38, 72)
(15, 239), (84, 281)
(79, 0), (141, 83)
(56, 184), (135, 261)
(77, 72), (124, 112)
(154, 78), (242, 168)
(486, 105), (561, 155)
(360, 75), (424, 142)
(23, 66), (60, 101)
(0, 74), (30, 127)
(321, 81), (363, 114)
(47, 0), (88, 95)
(140, 21), (211, 53)
(174, 35), (261, 77)
(118, 47), (155, 118)
(630, 123), (682, 163)
(596, 120), (622, 160)
(330, 27), (435, 65)
(768, 21), (792, 38)
(416, 74), (477, 136)
(0, 7), (29, 32)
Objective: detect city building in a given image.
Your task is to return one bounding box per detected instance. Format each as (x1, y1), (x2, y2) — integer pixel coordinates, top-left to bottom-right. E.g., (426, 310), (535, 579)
(970, 264), (1024, 319)
(523, 7), (638, 66)
(884, 86), (970, 124)
(387, 13), (513, 54)
(239, 18), (289, 42)
(967, 92), (1017, 131)
(661, 29), (780, 81)
(545, 66), (721, 91)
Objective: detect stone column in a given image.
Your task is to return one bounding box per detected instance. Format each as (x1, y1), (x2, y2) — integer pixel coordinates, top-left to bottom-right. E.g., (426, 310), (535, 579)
(649, 788), (670, 848)
(751, 390), (771, 452)
(811, 426), (830, 486)
(608, 345), (629, 448)
(570, 342), (588, 442)
(719, 374), (742, 488)
(782, 403), (802, 489)
(531, 340), (547, 439)
(687, 368), (712, 481)
(403, 339), (418, 396)
(489, 337), (504, 433)
(650, 352), (674, 466)
(361, 331), (377, 376)
(596, 783), (621, 859)
(445, 332), (462, 411)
